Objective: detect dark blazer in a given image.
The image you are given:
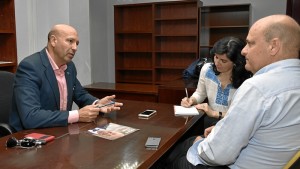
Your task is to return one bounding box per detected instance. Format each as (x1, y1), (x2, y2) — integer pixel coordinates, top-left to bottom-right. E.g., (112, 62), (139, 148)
(9, 48), (97, 131)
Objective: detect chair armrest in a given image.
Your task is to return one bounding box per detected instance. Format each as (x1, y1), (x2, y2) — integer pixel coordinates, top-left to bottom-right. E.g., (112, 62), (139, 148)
(0, 123), (15, 137)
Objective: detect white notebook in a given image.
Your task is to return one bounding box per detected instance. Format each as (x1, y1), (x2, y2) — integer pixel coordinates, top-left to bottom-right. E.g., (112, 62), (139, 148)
(174, 105), (201, 116)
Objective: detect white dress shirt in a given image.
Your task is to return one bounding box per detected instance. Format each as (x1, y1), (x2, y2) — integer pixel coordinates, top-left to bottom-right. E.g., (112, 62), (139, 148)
(187, 59), (300, 169)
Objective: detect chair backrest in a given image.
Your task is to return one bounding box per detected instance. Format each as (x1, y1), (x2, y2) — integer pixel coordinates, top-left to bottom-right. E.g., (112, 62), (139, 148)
(284, 151), (300, 169)
(0, 71), (15, 123)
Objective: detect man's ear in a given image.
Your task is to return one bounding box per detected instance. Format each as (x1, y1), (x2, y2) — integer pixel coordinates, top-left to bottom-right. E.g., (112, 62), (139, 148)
(269, 38), (280, 56)
(49, 35), (57, 47)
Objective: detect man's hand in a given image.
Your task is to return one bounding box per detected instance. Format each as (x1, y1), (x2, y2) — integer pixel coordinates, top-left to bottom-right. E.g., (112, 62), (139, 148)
(78, 105), (101, 122)
(96, 95), (123, 113)
(193, 135), (203, 143)
(193, 125), (215, 143)
(204, 125), (215, 138)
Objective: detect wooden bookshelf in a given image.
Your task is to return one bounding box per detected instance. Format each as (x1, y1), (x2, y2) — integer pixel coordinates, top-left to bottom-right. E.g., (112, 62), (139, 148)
(0, 0), (17, 72)
(200, 4), (251, 58)
(114, 0), (201, 85)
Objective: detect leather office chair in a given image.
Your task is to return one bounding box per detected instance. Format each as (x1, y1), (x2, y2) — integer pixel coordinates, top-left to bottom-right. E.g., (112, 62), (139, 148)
(0, 71), (16, 137)
(284, 151), (300, 169)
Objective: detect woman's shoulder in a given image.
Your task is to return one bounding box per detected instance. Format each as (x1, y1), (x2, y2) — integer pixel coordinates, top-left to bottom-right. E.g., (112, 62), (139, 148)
(202, 62), (213, 72)
(199, 63), (215, 81)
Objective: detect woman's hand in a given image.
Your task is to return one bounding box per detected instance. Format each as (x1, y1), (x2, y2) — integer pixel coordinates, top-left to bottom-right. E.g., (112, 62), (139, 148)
(181, 97), (195, 107)
(195, 103), (218, 118)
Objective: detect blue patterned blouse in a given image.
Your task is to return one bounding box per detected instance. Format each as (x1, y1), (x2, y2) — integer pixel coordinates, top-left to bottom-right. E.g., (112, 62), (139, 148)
(191, 63), (236, 113)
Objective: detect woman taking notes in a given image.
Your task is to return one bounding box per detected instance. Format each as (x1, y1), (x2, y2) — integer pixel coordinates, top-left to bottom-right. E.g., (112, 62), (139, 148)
(181, 36), (252, 128)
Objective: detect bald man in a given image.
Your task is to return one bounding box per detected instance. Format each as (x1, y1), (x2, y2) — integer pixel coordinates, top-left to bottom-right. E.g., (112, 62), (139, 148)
(164, 15), (300, 169)
(10, 24), (122, 132)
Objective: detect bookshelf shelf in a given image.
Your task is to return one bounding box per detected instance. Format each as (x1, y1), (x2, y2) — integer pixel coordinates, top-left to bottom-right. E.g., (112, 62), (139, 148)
(114, 0), (201, 84)
(0, 0), (17, 72)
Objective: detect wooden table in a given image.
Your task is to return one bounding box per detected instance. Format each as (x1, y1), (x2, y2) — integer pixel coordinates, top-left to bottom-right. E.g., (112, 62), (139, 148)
(0, 100), (203, 169)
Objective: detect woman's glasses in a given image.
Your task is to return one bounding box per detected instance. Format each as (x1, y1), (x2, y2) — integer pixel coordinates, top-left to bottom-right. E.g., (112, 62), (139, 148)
(6, 137), (42, 148)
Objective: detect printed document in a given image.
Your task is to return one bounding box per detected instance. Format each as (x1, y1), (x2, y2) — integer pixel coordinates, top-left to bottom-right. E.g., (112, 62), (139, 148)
(88, 123), (139, 140)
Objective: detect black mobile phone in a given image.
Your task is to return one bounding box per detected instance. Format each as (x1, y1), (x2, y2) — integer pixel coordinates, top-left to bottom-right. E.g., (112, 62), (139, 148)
(138, 110), (157, 118)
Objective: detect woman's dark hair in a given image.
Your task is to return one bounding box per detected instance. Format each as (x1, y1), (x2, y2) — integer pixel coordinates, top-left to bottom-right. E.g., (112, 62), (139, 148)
(210, 36), (252, 88)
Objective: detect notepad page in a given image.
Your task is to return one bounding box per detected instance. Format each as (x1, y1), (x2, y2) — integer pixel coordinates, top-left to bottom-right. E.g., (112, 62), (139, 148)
(174, 105), (200, 116)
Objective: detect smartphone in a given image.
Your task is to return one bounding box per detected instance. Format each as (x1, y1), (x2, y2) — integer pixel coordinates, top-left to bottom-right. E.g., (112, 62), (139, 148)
(138, 110), (157, 118)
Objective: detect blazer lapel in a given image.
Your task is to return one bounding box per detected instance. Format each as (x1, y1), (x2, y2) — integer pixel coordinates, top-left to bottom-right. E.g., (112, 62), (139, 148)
(65, 67), (73, 110)
(40, 48), (60, 109)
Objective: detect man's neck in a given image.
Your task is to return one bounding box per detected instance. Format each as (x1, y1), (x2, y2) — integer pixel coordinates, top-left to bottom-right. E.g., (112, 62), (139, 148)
(46, 47), (64, 67)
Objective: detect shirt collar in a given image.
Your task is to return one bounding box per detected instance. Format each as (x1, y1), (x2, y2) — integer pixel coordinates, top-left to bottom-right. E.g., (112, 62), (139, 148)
(254, 59), (300, 76)
(46, 48), (67, 72)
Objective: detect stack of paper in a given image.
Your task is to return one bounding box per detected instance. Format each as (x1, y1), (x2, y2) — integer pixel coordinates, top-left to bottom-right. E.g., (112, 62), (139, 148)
(174, 105), (201, 116)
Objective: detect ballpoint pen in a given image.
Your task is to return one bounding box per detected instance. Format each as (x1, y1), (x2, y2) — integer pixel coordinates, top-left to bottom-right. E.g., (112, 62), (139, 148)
(96, 101), (115, 108)
(185, 88), (189, 98)
(184, 117), (189, 125)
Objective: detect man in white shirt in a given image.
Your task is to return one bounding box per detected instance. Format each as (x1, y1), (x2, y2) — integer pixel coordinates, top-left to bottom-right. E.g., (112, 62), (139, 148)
(164, 14), (300, 169)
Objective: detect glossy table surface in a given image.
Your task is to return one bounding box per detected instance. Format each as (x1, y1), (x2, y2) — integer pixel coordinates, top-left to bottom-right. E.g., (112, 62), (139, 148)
(0, 100), (203, 169)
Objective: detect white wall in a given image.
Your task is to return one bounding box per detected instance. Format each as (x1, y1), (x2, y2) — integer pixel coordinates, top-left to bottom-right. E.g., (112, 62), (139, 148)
(69, 0), (91, 85)
(89, 1), (109, 83)
(15, 0), (287, 85)
(15, 0), (91, 85)
(15, 0), (69, 62)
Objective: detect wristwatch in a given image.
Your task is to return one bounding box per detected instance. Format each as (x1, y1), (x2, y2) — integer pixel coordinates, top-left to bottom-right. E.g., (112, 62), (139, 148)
(218, 112), (222, 120)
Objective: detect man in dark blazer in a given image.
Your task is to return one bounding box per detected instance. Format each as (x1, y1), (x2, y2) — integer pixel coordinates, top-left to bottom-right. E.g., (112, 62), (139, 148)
(10, 24), (122, 132)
